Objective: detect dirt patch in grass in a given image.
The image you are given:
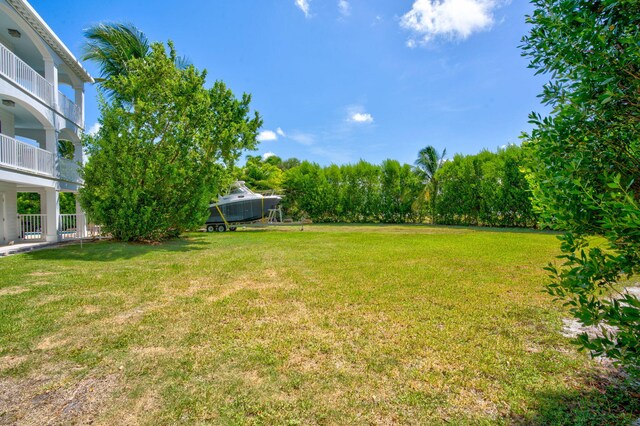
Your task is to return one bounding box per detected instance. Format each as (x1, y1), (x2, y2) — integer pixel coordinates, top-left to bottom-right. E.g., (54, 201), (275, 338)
(0, 355), (28, 372)
(130, 346), (172, 357)
(207, 275), (294, 303)
(0, 287), (29, 297)
(0, 371), (120, 425)
(27, 272), (58, 278)
(36, 335), (70, 351)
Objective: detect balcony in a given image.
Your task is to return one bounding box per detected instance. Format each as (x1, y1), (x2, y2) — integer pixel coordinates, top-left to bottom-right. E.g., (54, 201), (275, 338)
(58, 156), (81, 183)
(0, 42), (82, 126)
(58, 90), (82, 125)
(0, 42), (52, 104)
(0, 133), (54, 176)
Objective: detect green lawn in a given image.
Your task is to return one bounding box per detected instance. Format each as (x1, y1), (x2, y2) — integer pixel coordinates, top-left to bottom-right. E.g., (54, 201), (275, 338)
(0, 225), (637, 425)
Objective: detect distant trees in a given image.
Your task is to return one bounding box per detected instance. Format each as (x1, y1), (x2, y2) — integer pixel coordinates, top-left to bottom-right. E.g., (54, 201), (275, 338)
(282, 160), (422, 223)
(237, 155), (284, 191)
(269, 145), (534, 227)
(435, 146), (536, 227)
(522, 0), (640, 374)
(415, 146), (447, 223)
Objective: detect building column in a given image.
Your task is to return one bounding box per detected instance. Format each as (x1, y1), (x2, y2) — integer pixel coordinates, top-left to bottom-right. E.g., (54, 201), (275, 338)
(76, 196), (86, 238)
(73, 140), (83, 164)
(74, 85), (84, 126)
(41, 188), (59, 242)
(44, 59), (59, 109)
(45, 128), (59, 178)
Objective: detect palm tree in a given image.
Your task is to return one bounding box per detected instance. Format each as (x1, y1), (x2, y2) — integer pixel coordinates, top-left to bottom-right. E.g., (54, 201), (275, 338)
(415, 145), (446, 223)
(82, 22), (150, 90)
(82, 23), (191, 99)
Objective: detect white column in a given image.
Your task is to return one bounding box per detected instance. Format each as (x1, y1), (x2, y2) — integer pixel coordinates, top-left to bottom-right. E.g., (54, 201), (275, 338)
(76, 196), (86, 238)
(44, 59), (58, 109)
(42, 188), (59, 242)
(74, 85), (84, 126)
(73, 141), (83, 165)
(45, 127), (57, 153)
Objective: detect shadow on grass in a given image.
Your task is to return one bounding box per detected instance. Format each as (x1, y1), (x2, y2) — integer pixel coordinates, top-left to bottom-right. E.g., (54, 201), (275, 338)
(512, 369), (640, 425)
(20, 236), (210, 262)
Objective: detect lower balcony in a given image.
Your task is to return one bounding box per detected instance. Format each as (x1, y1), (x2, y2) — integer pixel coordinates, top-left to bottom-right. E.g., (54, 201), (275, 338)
(17, 213), (102, 242)
(0, 133), (53, 176)
(0, 133), (82, 184)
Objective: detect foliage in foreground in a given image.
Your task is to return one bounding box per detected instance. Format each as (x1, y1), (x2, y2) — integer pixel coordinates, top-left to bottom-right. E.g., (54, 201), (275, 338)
(80, 43), (261, 241)
(522, 0), (640, 375)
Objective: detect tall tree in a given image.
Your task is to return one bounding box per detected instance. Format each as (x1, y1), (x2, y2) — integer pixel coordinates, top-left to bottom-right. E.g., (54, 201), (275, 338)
(80, 43), (261, 241)
(415, 146), (446, 223)
(522, 0), (640, 375)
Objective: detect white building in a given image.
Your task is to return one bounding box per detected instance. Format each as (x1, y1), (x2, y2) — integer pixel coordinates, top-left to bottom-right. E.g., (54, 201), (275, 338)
(0, 0), (93, 244)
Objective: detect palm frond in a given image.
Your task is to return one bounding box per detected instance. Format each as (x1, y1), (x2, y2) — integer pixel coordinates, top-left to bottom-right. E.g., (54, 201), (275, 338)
(82, 22), (150, 92)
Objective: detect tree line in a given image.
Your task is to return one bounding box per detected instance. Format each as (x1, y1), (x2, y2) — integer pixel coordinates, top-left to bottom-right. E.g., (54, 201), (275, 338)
(235, 145), (536, 228)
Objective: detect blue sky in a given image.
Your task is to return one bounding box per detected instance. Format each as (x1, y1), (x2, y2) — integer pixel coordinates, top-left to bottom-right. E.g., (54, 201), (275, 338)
(32, 0), (546, 166)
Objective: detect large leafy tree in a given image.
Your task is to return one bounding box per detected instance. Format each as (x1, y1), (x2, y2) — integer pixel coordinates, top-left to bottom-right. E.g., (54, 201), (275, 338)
(522, 0), (640, 374)
(80, 43), (261, 241)
(414, 145), (446, 223)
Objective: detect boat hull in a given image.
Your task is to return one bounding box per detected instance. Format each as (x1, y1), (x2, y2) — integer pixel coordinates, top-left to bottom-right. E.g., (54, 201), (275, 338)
(206, 196), (281, 224)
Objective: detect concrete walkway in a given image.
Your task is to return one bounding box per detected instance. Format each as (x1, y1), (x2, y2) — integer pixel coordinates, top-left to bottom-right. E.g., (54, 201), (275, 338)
(0, 240), (59, 257)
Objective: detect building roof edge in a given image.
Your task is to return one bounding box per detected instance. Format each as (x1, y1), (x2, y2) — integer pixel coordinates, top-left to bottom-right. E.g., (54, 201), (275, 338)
(7, 0), (94, 83)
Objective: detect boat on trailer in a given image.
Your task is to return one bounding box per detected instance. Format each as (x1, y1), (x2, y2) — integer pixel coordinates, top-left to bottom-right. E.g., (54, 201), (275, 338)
(206, 181), (282, 232)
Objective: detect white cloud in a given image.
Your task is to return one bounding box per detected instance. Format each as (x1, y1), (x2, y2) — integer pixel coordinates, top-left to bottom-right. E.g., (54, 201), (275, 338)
(338, 0), (351, 17)
(87, 122), (101, 136)
(350, 112), (374, 123)
(262, 152), (277, 160)
(400, 0), (506, 45)
(276, 127), (286, 137)
(257, 130), (278, 142)
(295, 0), (311, 17)
(289, 132), (315, 146)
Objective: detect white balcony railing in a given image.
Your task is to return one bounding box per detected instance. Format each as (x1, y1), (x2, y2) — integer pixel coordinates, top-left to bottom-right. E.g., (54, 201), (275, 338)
(58, 90), (82, 124)
(18, 214), (47, 241)
(0, 43), (52, 104)
(59, 214), (103, 240)
(0, 133), (54, 176)
(0, 42), (82, 126)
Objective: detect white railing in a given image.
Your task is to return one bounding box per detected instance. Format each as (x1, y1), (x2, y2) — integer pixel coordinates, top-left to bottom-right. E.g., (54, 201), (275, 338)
(58, 157), (81, 183)
(0, 43), (83, 126)
(59, 214), (103, 240)
(0, 43), (52, 104)
(0, 133), (54, 176)
(18, 214), (47, 241)
(57, 91), (82, 124)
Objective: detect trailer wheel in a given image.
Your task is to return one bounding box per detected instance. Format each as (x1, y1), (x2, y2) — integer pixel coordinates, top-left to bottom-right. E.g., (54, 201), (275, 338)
(206, 224), (215, 233)
(229, 226), (237, 232)
(216, 224), (227, 233)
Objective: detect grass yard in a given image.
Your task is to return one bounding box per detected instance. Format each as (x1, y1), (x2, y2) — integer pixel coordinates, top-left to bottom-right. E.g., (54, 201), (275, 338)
(0, 225), (638, 425)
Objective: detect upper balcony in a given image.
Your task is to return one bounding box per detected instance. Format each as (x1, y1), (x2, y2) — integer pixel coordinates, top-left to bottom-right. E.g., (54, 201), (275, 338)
(0, 42), (82, 126)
